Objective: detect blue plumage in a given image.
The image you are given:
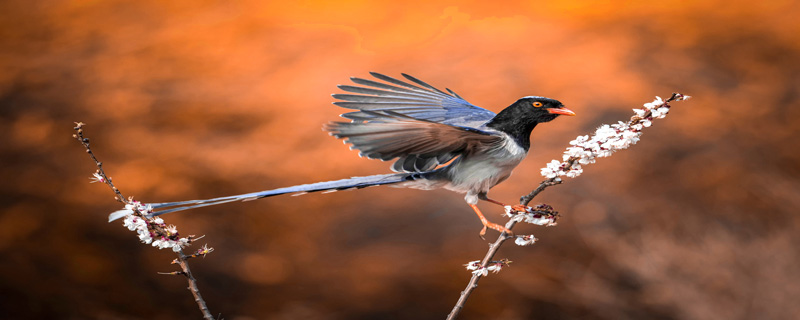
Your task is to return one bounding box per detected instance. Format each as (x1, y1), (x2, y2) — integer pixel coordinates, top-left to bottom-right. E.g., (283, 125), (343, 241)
(114, 72), (574, 236)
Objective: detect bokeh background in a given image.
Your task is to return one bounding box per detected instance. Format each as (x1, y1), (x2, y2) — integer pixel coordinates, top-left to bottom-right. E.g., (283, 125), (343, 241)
(2, 1), (799, 319)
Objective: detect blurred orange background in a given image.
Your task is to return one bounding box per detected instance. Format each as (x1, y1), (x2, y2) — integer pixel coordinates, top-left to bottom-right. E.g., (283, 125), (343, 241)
(2, 0), (799, 319)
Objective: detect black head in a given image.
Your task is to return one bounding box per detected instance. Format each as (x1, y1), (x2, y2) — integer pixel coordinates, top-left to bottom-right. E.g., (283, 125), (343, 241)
(486, 96), (575, 150)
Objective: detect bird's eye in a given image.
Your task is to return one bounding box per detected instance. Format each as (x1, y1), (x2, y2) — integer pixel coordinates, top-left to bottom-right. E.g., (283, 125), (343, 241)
(532, 101), (543, 108)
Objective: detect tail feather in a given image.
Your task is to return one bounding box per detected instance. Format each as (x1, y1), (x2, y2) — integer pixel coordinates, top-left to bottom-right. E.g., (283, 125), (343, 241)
(109, 172), (423, 221)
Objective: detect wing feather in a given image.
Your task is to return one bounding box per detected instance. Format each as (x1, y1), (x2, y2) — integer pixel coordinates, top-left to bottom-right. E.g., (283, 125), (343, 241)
(400, 73), (451, 96)
(334, 73), (496, 128)
(326, 111), (501, 172)
(332, 94), (437, 104)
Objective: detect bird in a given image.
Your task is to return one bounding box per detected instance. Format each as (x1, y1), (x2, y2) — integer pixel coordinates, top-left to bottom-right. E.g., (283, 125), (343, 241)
(114, 72), (575, 236)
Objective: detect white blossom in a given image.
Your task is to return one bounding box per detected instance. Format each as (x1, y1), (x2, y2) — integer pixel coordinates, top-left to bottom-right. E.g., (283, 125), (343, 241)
(471, 268), (489, 276)
(525, 215), (556, 226)
(540, 160), (563, 179)
(539, 96), (679, 179)
(485, 264), (503, 273)
(123, 216), (138, 231)
(515, 235), (538, 246)
(565, 164), (582, 178)
(464, 260), (509, 276)
(655, 106), (670, 118)
(643, 96), (663, 110)
(115, 202), (190, 252)
(504, 205), (559, 227)
(138, 231), (153, 244)
(594, 125), (616, 141)
(89, 172), (105, 183)
(152, 239), (165, 248)
(569, 135), (589, 145)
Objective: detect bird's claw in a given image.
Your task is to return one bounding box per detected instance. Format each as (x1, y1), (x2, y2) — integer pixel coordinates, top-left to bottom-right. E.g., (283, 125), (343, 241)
(479, 221), (514, 238)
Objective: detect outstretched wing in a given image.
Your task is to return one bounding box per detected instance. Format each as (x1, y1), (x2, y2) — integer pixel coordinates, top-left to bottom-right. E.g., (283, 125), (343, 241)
(326, 110), (502, 172)
(333, 72), (496, 129)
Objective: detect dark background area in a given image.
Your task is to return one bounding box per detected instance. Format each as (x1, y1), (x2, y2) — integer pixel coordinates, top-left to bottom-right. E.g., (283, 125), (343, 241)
(1, 1), (799, 319)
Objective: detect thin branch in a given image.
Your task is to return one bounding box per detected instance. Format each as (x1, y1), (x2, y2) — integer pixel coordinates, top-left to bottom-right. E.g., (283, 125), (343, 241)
(446, 219), (517, 320)
(73, 122), (125, 203)
(447, 180), (557, 320)
(446, 93), (690, 320)
(73, 123), (215, 320)
(174, 249), (214, 319)
(520, 178), (563, 206)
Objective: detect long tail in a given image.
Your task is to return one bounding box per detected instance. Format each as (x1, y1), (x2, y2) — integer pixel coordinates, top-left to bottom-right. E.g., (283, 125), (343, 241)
(109, 172), (425, 221)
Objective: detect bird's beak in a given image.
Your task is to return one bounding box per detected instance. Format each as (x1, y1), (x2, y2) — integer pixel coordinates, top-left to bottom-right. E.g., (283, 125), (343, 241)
(548, 107), (576, 116)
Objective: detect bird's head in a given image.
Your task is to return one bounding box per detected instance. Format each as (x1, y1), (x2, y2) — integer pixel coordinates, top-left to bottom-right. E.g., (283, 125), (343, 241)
(513, 96), (575, 122)
(488, 96), (575, 128)
(486, 96), (575, 149)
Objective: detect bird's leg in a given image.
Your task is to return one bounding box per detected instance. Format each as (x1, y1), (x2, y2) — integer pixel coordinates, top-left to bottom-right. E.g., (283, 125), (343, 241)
(481, 197), (506, 206)
(468, 204), (513, 237)
(477, 193), (531, 213)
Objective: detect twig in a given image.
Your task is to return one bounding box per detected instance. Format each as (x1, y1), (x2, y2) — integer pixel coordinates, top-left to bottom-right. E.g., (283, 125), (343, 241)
(174, 249), (213, 318)
(446, 180), (556, 320)
(446, 93), (690, 320)
(73, 123), (215, 320)
(73, 122), (125, 203)
(446, 218), (518, 320)
(520, 177), (563, 206)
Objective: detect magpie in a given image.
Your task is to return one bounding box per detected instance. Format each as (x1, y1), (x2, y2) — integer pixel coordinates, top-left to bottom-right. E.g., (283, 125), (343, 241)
(118, 72), (575, 235)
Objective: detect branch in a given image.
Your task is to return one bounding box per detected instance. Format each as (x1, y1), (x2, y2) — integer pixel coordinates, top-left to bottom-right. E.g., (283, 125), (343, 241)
(446, 93), (691, 320)
(73, 123), (216, 320)
(173, 249), (213, 319)
(446, 219), (517, 320)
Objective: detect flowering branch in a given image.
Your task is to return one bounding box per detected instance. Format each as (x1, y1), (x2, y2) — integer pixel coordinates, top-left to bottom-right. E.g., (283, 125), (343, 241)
(447, 93), (691, 320)
(73, 123), (215, 320)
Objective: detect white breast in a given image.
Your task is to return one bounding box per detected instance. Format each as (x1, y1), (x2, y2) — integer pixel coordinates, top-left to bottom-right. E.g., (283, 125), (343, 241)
(442, 133), (527, 194)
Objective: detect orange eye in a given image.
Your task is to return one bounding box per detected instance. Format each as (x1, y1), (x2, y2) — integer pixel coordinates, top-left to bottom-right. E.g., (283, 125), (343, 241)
(532, 101), (543, 108)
